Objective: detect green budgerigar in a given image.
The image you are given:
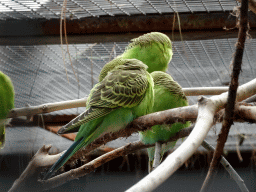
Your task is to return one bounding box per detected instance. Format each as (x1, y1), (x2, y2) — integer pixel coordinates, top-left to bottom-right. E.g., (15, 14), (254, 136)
(0, 71), (15, 149)
(44, 59), (154, 179)
(44, 32), (173, 179)
(54, 32), (172, 136)
(99, 32), (173, 82)
(139, 71), (190, 172)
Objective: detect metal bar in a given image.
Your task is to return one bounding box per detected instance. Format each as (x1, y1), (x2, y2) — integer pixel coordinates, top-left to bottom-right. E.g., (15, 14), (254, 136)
(2, 12), (256, 36)
(0, 30), (255, 46)
(0, 12), (256, 45)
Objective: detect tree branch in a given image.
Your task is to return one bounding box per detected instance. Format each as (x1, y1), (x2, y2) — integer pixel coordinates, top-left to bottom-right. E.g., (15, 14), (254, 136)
(9, 145), (65, 192)
(152, 142), (162, 171)
(126, 74), (256, 192)
(234, 104), (256, 123)
(8, 98), (87, 118)
(237, 0), (256, 14)
(201, 141), (249, 192)
(200, 1), (249, 191)
(183, 87), (228, 96)
(9, 126), (194, 191)
(64, 102), (256, 165)
(9, 94), (256, 191)
(60, 105), (198, 165)
(8, 76), (256, 191)
(8, 87), (229, 119)
(243, 94), (256, 103)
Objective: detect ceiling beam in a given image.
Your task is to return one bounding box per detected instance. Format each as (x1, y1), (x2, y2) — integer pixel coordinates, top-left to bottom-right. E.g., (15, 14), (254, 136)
(1, 12), (256, 45)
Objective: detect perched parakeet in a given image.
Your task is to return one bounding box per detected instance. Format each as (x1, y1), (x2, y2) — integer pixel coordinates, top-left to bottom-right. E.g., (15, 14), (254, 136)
(99, 32), (173, 82)
(0, 71), (15, 149)
(44, 59), (154, 179)
(58, 32), (172, 134)
(139, 71), (190, 172)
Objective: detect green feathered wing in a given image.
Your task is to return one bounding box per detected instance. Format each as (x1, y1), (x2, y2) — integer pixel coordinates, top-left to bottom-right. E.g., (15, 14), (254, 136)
(0, 71), (15, 149)
(65, 32), (172, 134)
(99, 32), (173, 81)
(61, 32), (172, 134)
(45, 32), (173, 178)
(44, 59), (154, 179)
(139, 71), (190, 172)
(98, 32), (174, 172)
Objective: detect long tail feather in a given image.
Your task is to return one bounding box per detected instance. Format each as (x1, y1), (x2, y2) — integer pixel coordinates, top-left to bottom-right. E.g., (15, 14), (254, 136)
(57, 109), (92, 134)
(43, 137), (83, 180)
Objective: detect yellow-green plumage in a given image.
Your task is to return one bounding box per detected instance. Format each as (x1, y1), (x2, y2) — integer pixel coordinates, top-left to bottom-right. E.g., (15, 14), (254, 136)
(139, 71), (190, 172)
(99, 32), (173, 81)
(44, 59), (154, 179)
(0, 71), (15, 149)
(45, 32), (173, 179)
(62, 32), (172, 134)
(99, 32), (175, 172)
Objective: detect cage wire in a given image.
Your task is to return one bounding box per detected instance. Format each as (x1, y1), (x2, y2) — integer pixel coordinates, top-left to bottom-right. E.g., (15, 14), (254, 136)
(0, 0), (255, 169)
(0, 38), (255, 115)
(0, 0), (240, 20)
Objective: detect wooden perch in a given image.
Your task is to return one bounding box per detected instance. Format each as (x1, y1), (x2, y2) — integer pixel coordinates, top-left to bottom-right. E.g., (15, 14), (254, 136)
(152, 142), (162, 171)
(183, 87), (228, 96)
(65, 102), (256, 164)
(235, 104), (256, 123)
(8, 98), (87, 118)
(201, 1), (249, 191)
(7, 87), (229, 119)
(9, 126), (194, 192)
(8, 78), (256, 191)
(10, 123), (249, 191)
(9, 145), (65, 192)
(76, 101), (256, 160)
(201, 141), (249, 192)
(237, 0), (256, 14)
(126, 76), (256, 192)
(8, 79), (256, 191)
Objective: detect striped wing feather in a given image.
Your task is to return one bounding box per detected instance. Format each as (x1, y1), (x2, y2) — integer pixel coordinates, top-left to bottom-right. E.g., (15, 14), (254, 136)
(58, 60), (149, 134)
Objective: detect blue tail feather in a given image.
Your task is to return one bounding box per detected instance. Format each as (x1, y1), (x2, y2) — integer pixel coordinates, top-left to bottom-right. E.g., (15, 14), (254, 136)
(43, 137), (83, 180)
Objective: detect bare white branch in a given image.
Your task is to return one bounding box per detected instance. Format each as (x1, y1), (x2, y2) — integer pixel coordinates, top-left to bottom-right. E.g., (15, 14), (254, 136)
(126, 78), (256, 192)
(8, 126), (194, 191)
(152, 142), (162, 171)
(8, 87), (229, 118)
(8, 98), (86, 118)
(202, 141), (249, 192)
(9, 145), (65, 192)
(183, 87), (228, 96)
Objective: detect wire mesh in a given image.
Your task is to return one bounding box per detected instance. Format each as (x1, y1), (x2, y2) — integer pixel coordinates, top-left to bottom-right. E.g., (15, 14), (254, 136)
(0, 35), (255, 154)
(0, 126), (73, 154)
(0, 0), (240, 20)
(0, 37), (255, 115)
